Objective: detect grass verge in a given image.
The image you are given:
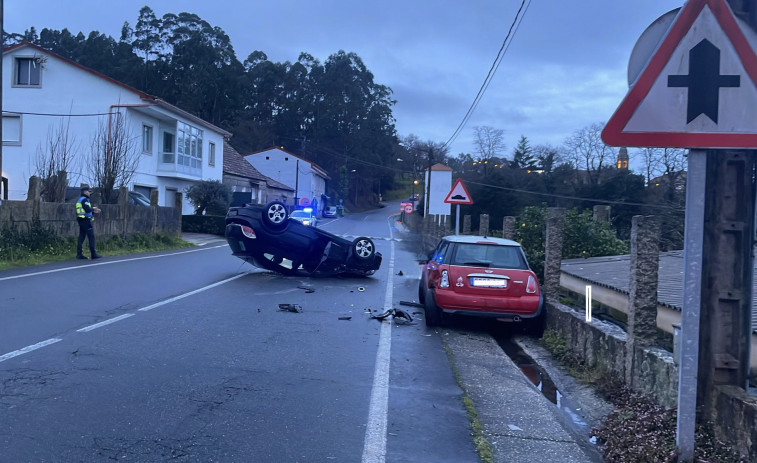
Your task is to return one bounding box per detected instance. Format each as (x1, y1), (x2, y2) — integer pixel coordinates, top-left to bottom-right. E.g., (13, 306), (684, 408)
(0, 221), (193, 271)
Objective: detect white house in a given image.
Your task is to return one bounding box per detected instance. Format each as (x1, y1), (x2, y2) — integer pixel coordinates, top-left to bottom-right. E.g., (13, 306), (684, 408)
(244, 147), (330, 214)
(1, 42), (231, 214)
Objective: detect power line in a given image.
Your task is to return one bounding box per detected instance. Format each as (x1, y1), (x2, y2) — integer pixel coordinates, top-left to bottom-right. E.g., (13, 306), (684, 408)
(443, 0), (532, 151)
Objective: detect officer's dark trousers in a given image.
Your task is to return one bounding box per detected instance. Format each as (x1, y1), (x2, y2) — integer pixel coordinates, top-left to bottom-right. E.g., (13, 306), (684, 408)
(77, 219), (96, 257)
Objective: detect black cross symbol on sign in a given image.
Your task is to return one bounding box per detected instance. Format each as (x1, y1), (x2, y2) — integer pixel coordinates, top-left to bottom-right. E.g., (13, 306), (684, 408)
(667, 38), (740, 124)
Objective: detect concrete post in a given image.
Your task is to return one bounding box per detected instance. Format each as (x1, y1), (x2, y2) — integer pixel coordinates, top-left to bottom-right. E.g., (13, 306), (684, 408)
(543, 208), (565, 303)
(625, 215), (661, 386)
(593, 205), (611, 222)
(479, 214), (490, 237)
(118, 187), (129, 236)
(463, 215), (471, 234)
(502, 216), (515, 240)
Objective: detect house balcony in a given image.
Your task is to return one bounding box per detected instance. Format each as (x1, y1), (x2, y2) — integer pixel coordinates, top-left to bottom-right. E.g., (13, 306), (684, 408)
(157, 152), (202, 180)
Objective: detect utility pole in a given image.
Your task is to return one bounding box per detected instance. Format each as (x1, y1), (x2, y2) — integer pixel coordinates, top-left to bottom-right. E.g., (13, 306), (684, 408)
(1, 0), (5, 200)
(676, 2), (757, 461)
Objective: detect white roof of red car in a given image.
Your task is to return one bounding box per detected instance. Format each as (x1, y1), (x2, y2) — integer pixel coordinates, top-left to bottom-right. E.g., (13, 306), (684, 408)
(441, 235), (521, 247)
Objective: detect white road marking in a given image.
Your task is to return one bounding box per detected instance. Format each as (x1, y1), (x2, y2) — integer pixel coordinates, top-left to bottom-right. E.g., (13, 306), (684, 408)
(0, 338), (62, 363)
(138, 272), (248, 311)
(362, 231), (395, 463)
(0, 271), (248, 363)
(77, 314), (135, 332)
(0, 245), (227, 282)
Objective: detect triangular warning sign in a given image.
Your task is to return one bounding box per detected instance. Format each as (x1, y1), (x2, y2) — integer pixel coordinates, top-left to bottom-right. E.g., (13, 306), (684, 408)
(602, 0), (757, 149)
(444, 178), (473, 204)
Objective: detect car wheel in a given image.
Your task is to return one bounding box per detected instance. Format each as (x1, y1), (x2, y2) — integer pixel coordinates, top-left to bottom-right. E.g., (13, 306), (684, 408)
(423, 288), (445, 327)
(418, 278), (426, 304)
(353, 237), (375, 260)
(263, 201), (288, 228)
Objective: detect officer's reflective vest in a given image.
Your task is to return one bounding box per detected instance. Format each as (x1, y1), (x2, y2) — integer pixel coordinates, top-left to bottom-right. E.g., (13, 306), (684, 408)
(75, 196), (93, 219)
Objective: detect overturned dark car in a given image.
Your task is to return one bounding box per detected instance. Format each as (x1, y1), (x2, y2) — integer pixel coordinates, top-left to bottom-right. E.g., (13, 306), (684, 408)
(225, 201), (382, 276)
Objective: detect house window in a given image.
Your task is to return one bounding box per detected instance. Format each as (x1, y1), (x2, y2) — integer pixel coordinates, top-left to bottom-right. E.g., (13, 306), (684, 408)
(14, 57), (41, 86)
(208, 142), (216, 166)
(162, 131), (174, 163)
(177, 122), (203, 169)
(142, 124), (153, 154)
(2, 114), (22, 145)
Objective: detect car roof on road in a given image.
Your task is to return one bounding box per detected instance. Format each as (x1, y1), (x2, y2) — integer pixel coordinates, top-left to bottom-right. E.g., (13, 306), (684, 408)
(441, 235), (522, 247)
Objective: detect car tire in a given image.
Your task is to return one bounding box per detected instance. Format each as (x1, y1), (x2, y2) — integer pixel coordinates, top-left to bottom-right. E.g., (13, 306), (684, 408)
(263, 201), (288, 228)
(418, 278), (426, 304)
(423, 288), (445, 327)
(352, 237), (375, 261)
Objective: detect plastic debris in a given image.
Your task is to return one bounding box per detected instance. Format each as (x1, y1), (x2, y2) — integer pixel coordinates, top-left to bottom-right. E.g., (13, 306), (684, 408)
(298, 286), (315, 293)
(358, 286), (365, 292)
(338, 316), (352, 321)
(396, 270), (404, 276)
(278, 303), (303, 313)
(399, 300), (424, 308)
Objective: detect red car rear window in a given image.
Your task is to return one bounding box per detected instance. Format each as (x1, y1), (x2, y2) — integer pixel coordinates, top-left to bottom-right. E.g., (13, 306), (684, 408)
(450, 243), (527, 270)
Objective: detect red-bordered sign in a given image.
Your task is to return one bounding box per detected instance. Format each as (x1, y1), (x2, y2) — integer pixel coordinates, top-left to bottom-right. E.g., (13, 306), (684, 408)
(602, 0), (757, 148)
(444, 178), (473, 204)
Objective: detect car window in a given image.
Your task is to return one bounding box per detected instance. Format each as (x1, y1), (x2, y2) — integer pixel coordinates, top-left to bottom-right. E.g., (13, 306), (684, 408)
(451, 243), (526, 269)
(431, 241), (450, 264)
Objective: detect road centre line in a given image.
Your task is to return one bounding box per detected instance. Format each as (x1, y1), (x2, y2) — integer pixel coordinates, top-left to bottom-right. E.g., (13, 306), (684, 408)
(0, 245), (227, 282)
(0, 337), (62, 363)
(138, 272), (248, 311)
(77, 313), (135, 332)
(0, 271), (248, 363)
(362, 230), (394, 463)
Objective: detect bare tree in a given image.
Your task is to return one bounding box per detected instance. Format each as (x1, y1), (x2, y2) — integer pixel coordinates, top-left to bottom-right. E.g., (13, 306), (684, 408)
(563, 122), (616, 186)
(473, 126), (506, 176)
(634, 147), (687, 186)
(87, 112), (140, 204)
(33, 117), (78, 202)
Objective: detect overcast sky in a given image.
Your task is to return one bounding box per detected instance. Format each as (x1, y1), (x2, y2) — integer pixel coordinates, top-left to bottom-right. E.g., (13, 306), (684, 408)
(5, 0), (685, 161)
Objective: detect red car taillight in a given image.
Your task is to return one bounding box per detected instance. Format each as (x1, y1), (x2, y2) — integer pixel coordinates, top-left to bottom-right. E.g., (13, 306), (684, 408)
(241, 225), (256, 239)
(526, 275), (537, 294)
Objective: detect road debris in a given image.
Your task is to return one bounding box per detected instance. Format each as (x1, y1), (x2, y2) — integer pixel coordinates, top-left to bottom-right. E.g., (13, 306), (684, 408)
(338, 316), (352, 321)
(370, 308), (414, 324)
(396, 270), (404, 276)
(392, 308), (413, 324)
(278, 303), (303, 313)
(400, 300), (424, 308)
(297, 286), (315, 293)
(358, 286), (365, 292)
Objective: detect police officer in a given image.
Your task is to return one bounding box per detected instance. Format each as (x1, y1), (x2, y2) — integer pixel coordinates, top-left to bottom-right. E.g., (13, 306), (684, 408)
(75, 184), (102, 259)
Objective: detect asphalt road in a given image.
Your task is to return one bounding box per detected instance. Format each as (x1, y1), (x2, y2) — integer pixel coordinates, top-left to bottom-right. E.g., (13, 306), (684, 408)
(0, 204), (602, 462)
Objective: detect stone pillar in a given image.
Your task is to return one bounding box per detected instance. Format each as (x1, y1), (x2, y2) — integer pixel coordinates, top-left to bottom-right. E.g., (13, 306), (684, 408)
(463, 215), (471, 234)
(479, 214), (490, 237)
(625, 215), (661, 386)
(502, 216), (516, 240)
(27, 176), (42, 218)
(543, 208), (565, 303)
(174, 192), (183, 236)
(593, 205), (611, 222)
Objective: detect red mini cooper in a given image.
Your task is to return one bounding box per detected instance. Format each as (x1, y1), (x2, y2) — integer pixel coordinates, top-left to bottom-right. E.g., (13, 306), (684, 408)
(418, 235), (544, 333)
